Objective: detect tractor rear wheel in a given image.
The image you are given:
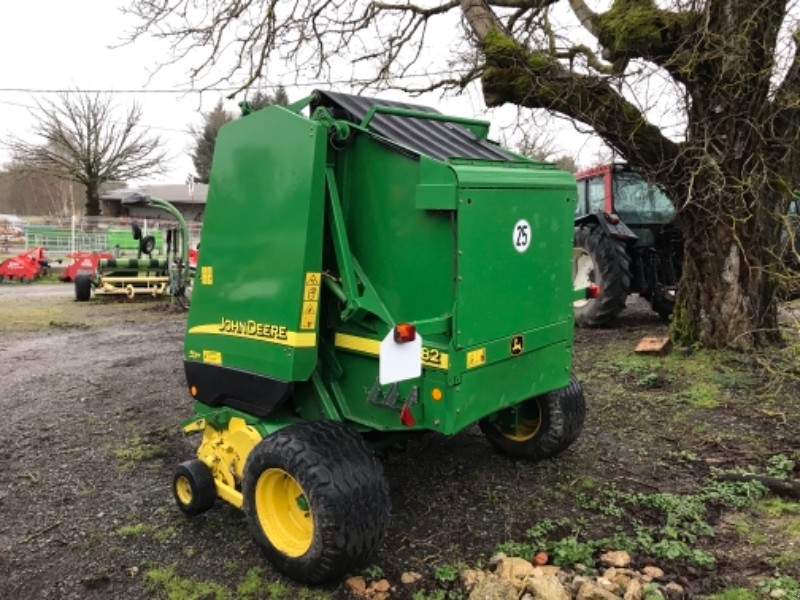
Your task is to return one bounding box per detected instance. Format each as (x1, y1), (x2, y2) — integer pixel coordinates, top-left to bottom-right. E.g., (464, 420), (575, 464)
(479, 375), (586, 461)
(573, 223), (631, 326)
(74, 273), (92, 302)
(173, 459), (217, 516)
(242, 420), (391, 584)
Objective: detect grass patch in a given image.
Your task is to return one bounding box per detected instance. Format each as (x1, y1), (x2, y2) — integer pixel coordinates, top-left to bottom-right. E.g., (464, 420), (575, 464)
(116, 523), (152, 538)
(756, 497), (800, 517)
(115, 523), (178, 542)
(144, 565), (229, 600)
(143, 563), (329, 600)
(684, 383), (720, 408)
(114, 435), (163, 465)
(700, 589), (756, 600)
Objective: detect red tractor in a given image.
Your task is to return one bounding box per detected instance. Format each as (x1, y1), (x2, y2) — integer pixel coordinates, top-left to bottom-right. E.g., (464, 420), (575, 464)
(572, 164), (683, 326)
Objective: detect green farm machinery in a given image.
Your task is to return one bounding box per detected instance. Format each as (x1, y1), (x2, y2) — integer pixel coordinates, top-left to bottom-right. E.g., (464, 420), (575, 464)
(173, 91), (588, 583)
(74, 194), (192, 305)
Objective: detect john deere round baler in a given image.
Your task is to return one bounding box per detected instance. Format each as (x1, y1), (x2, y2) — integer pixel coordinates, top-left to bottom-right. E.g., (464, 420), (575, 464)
(174, 91), (588, 584)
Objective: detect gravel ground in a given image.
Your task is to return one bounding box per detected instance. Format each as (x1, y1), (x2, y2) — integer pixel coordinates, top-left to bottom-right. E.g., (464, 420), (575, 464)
(1, 289), (798, 599)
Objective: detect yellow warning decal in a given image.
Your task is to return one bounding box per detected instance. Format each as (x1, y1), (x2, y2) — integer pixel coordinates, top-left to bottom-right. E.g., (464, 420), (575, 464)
(201, 266), (213, 285)
(466, 348), (486, 369)
(203, 350), (222, 364)
(334, 333), (449, 371)
(301, 272), (321, 330)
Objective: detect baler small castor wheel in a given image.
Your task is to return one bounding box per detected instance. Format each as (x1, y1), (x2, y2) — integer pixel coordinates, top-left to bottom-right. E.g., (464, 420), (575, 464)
(74, 273), (92, 302)
(242, 421), (390, 584)
(172, 460), (216, 516)
(480, 375), (586, 461)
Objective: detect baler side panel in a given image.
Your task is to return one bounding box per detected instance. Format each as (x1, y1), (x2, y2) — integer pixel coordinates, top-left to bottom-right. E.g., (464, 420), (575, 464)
(185, 107), (328, 387)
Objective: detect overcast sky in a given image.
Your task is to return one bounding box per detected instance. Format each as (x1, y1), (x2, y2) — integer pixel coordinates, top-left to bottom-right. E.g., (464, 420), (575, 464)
(0, 0), (605, 189)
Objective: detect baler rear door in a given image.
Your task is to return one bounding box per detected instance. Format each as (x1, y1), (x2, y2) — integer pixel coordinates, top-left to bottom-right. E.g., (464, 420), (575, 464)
(453, 166), (576, 349)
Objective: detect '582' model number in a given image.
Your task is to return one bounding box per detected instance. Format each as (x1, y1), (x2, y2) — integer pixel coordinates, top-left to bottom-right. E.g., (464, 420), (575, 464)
(421, 347), (448, 370)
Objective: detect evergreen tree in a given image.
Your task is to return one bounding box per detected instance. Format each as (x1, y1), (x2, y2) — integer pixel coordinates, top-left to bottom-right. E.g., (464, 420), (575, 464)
(190, 99), (234, 184)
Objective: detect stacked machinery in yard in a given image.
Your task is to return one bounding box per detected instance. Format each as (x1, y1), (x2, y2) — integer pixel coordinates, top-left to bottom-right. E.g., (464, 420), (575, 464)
(572, 163), (684, 326)
(74, 195), (191, 304)
(171, 91), (589, 584)
(60, 251), (114, 283)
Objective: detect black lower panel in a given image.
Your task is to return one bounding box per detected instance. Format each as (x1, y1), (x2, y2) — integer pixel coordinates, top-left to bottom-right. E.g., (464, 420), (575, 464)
(184, 361), (293, 417)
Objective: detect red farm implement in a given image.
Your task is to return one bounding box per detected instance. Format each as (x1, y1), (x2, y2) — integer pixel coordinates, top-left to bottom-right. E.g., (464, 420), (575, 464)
(60, 251), (114, 283)
(0, 247), (54, 282)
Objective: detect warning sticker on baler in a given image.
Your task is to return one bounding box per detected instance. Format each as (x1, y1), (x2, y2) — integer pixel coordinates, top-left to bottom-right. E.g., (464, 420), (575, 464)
(203, 350), (222, 364)
(300, 272), (321, 330)
(466, 348), (486, 369)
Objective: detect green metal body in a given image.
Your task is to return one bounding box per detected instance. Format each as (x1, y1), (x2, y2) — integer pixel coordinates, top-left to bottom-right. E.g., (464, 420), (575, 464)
(184, 98), (578, 437)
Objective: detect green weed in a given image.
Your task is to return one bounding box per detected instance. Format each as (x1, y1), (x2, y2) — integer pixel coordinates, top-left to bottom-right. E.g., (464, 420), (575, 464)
(412, 591), (464, 600)
(700, 589), (756, 600)
(757, 576), (800, 595)
(362, 564), (384, 581)
(768, 549), (800, 569)
(434, 564), (460, 583)
(115, 524), (151, 537)
(143, 565), (229, 600)
(235, 568), (264, 598)
(711, 370), (756, 391)
(767, 453), (796, 479)
(756, 497), (800, 517)
(685, 383), (719, 408)
(115, 435), (163, 464)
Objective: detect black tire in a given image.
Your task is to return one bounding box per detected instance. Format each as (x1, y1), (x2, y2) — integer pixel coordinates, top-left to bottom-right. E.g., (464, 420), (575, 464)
(242, 420), (391, 584)
(140, 235), (156, 256)
(479, 375), (586, 461)
(173, 459), (217, 516)
(573, 223), (631, 327)
(74, 273), (92, 302)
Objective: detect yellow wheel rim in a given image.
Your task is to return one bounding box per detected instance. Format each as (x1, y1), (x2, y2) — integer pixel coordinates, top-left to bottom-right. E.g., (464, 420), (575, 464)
(175, 475), (193, 505)
(255, 469), (313, 557)
(496, 399), (543, 442)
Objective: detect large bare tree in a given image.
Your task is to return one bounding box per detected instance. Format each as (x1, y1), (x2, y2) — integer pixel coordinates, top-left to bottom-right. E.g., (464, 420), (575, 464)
(4, 92), (168, 216)
(124, 0), (800, 349)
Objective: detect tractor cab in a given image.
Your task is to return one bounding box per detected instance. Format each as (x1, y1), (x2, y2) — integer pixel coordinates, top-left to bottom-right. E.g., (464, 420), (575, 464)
(575, 163), (679, 240)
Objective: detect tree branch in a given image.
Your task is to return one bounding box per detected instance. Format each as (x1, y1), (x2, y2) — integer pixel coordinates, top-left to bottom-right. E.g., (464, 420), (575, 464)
(460, 4), (680, 175)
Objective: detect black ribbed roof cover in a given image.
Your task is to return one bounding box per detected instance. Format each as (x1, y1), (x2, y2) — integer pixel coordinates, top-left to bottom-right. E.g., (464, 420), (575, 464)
(310, 90), (514, 162)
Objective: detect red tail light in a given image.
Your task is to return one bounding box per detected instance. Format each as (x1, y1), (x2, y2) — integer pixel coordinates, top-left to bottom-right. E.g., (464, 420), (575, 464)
(394, 323), (417, 343)
(587, 284), (601, 299)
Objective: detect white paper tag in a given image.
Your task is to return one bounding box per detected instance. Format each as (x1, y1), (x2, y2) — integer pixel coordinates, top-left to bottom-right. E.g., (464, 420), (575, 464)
(379, 329), (423, 385)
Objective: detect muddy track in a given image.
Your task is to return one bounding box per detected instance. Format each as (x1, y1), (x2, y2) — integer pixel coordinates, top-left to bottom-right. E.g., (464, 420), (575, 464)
(1, 295), (798, 599)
